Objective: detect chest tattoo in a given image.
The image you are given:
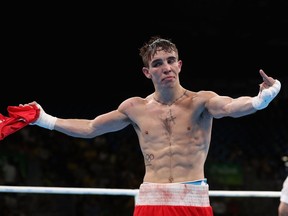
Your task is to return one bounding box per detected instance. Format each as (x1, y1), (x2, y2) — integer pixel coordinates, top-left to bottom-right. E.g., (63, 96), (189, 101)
(166, 109), (176, 124)
(163, 109), (176, 135)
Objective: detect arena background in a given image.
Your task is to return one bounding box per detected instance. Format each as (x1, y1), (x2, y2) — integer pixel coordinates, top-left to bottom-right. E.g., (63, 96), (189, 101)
(1, 1), (288, 215)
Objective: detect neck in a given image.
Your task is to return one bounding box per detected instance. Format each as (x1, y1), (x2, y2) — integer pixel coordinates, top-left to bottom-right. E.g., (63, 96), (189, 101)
(153, 89), (187, 106)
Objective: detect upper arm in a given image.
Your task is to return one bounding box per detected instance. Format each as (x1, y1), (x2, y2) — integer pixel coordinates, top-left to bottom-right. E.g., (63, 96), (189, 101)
(90, 97), (142, 136)
(90, 109), (131, 136)
(206, 94), (255, 119)
(206, 94), (233, 118)
(55, 106), (131, 138)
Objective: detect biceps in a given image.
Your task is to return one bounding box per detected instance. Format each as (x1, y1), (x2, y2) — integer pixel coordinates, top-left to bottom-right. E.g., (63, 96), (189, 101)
(206, 96), (233, 118)
(208, 96), (254, 118)
(91, 111), (131, 134)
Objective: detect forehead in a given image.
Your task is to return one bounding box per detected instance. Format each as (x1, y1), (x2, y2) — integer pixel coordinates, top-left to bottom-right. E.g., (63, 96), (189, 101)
(150, 49), (177, 61)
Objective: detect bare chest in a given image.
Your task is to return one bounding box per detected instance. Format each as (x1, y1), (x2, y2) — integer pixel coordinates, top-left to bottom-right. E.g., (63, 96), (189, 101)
(135, 106), (193, 138)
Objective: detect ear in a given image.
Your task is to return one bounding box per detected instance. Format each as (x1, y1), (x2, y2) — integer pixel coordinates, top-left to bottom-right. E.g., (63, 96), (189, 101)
(142, 67), (152, 79)
(178, 60), (182, 69)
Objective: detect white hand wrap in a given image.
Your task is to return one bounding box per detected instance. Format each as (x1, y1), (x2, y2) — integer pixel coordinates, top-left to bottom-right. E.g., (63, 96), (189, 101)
(252, 79), (281, 110)
(32, 104), (57, 130)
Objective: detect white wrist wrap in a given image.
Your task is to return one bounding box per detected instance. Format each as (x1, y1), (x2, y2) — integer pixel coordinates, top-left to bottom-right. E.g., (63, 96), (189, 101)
(252, 79), (281, 110)
(33, 104), (57, 130)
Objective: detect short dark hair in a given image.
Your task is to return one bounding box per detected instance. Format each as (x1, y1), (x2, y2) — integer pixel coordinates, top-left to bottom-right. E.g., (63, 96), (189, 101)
(139, 36), (178, 67)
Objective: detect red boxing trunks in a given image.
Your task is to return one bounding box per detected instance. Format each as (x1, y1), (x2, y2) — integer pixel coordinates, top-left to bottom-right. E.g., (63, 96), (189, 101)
(0, 104), (39, 140)
(134, 182), (213, 216)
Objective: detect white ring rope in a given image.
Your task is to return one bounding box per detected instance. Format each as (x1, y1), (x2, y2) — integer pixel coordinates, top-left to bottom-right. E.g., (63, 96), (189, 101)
(209, 190), (280, 197)
(0, 186), (138, 196)
(0, 186), (280, 198)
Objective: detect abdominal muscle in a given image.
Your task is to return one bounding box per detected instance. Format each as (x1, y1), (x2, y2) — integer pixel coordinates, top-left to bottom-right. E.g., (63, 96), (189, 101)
(133, 94), (212, 184)
(141, 138), (209, 184)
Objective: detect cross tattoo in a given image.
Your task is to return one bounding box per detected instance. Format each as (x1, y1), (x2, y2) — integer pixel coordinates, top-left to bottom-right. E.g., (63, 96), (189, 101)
(166, 109), (176, 124)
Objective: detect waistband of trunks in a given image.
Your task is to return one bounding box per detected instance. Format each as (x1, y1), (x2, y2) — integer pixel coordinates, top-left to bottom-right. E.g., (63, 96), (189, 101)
(180, 178), (207, 185)
(136, 182), (210, 207)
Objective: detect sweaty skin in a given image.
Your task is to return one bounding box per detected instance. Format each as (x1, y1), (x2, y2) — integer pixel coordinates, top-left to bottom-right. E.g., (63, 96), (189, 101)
(124, 90), (214, 183)
(25, 45), (279, 184)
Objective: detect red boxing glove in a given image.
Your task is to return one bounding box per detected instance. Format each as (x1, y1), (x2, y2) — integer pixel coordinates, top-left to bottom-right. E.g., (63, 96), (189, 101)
(0, 104), (40, 141)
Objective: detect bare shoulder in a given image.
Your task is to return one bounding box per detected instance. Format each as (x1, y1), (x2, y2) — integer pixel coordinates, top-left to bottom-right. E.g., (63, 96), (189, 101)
(187, 90), (219, 101)
(118, 95), (151, 111)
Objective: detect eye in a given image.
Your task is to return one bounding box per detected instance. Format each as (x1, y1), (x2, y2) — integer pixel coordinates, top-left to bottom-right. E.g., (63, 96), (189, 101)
(151, 60), (163, 68)
(167, 57), (177, 64)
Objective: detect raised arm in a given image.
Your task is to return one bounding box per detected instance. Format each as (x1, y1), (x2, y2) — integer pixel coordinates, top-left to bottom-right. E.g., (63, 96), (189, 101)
(24, 102), (131, 138)
(206, 69), (281, 119)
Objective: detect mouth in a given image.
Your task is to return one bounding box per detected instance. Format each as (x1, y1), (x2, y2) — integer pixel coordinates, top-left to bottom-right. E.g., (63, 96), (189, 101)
(162, 76), (175, 81)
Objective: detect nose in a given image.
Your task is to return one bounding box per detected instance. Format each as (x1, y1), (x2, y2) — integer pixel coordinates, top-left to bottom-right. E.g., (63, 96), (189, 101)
(162, 62), (172, 74)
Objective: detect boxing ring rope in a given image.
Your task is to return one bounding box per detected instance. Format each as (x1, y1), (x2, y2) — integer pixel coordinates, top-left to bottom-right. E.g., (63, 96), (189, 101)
(0, 186), (281, 203)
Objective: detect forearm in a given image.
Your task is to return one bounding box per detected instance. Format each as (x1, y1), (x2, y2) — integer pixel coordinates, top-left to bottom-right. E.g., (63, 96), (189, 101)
(32, 104), (95, 138)
(54, 118), (96, 138)
(227, 96), (257, 118)
(228, 79), (281, 117)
